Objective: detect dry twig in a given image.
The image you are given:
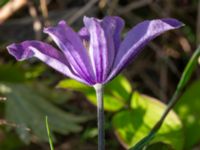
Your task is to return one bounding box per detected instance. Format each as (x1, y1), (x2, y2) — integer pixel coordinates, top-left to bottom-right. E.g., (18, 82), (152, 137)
(0, 0), (27, 24)
(27, 1), (42, 40)
(118, 0), (152, 15)
(0, 119), (30, 131)
(0, 97), (6, 101)
(40, 0), (50, 26)
(66, 0), (98, 25)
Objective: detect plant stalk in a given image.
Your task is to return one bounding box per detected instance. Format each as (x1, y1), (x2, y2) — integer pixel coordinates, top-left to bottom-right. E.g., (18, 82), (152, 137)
(94, 84), (105, 150)
(45, 116), (54, 150)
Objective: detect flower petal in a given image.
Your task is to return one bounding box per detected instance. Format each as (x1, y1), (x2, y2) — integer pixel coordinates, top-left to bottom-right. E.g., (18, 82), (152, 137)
(104, 16), (125, 51)
(78, 27), (90, 41)
(107, 18), (183, 82)
(83, 16), (124, 82)
(7, 40), (90, 85)
(44, 21), (95, 84)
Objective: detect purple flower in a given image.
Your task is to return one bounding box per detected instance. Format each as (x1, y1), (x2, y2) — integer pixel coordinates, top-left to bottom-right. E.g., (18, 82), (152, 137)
(7, 16), (183, 86)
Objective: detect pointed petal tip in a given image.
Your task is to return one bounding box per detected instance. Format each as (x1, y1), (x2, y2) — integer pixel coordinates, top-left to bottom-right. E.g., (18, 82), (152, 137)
(7, 43), (16, 56)
(83, 16), (100, 24)
(43, 25), (53, 33)
(58, 20), (68, 28)
(43, 27), (49, 33)
(6, 42), (34, 61)
(7, 43), (21, 60)
(161, 18), (184, 28)
(43, 20), (67, 33)
(83, 16), (93, 24)
(58, 20), (66, 25)
(7, 43), (15, 51)
(83, 16), (89, 20)
(107, 18), (183, 82)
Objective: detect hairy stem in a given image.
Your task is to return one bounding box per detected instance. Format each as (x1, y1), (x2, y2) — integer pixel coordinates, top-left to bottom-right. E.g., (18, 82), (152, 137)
(94, 84), (105, 150)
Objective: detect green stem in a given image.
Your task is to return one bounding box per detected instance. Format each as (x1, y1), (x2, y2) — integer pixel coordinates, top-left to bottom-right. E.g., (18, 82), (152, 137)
(94, 84), (105, 150)
(45, 116), (54, 150)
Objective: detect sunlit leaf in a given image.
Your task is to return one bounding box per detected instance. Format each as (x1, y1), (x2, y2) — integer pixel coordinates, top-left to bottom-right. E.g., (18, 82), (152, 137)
(57, 79), (92, 93)
(112, 92), (184, 150)
(175, 80), (200, 149)
(147, 142), (174, 150)
(105, 75), (132, 103)
(86, 93), (126, 111)
(57, 75), (132, 111)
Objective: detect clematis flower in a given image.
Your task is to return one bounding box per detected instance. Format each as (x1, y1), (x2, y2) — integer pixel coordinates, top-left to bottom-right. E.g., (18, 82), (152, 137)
(7, 16), (183, 150)
(7, 16), (183, 86)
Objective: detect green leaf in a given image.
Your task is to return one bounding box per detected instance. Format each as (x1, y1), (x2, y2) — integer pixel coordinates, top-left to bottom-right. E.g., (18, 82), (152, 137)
(1, 83), (88, 143)
(82, 127), (98, 140)
(33, 83), (72, 104)
(57, 78), (92, 93)
(175, 80), (200, 149)
(57, 75), (132, 111)
(86, 93), (126, 111)
(105, 75), (132, 103)
(112, 92), (184, 150)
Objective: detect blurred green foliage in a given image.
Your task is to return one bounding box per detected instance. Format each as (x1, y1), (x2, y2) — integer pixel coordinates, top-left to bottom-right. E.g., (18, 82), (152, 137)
(175, 80), (200, 149)
(0, 64), (25, 82)
(2, 83), (88, 143)
(0, 64), (89, 147)
(0, 129), (24, 150)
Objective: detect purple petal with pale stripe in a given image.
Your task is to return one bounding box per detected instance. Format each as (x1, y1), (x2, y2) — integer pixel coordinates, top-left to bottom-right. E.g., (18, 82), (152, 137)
(44, 21), (95, 84)
(103, 16), (124, 51)
(83, 16), (124, 82)
(107, 18), (183, 82)
(6, 17), (183, 86)
(84, 16), (112, 82)
(7, 41), (89, 85)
